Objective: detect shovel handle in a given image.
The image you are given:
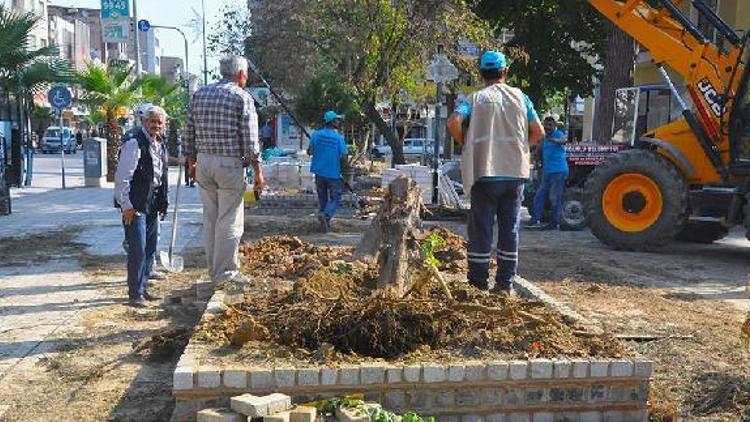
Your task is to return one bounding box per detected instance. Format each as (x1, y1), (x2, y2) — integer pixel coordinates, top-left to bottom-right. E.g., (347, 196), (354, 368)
(168, 160), (183, 259)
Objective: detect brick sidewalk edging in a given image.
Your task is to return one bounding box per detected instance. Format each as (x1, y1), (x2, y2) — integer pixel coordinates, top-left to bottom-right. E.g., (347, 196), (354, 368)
(171, 286), (653, 422)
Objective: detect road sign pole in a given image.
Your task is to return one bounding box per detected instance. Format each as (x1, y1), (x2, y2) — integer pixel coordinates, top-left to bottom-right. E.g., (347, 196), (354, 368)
(133, 0), (141, 78)
(59, 110), (66, 189)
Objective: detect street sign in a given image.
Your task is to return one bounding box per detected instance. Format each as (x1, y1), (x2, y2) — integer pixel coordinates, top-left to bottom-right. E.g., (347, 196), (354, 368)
(100, 0), (130, 43)
(100, 0), (129, 20)
(457, 40), (479, 58)
(137, 19), (150, 32)
(48, 86), (72, 111)
(427, 55), (459, 84)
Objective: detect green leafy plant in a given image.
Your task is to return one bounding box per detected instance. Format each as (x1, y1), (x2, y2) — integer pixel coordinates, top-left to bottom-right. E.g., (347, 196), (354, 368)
(421, 233), (447, 268)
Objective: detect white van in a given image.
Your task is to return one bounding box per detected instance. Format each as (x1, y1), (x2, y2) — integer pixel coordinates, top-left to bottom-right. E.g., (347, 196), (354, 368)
(41, 126), (76, 154)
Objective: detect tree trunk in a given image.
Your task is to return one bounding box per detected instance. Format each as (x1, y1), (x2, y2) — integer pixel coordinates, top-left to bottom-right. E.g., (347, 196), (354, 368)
(105, 115), (122, 182)
(355, 176), (423, 295)
(363, 100), (405, 165)
(593, 22), (636, 144)
(167, 120), (180, 158)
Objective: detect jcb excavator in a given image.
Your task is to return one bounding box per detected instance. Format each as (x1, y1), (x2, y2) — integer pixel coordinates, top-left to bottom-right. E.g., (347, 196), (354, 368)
(584, 0), (750, 250)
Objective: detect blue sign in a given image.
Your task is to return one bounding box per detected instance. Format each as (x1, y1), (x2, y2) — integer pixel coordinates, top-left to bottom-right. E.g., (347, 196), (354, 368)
(48, 86), (72, 111)
(137, 19), (150, 32)
(100, 0), (129, 20)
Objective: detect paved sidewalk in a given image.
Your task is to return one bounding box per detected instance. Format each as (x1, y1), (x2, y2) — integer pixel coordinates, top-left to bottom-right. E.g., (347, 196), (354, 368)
(0, 154), (204, 381)
(1, 154), (204, 254)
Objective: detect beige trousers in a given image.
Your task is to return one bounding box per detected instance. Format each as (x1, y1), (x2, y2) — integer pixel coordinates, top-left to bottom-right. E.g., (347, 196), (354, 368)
(196, 153), (246, 283)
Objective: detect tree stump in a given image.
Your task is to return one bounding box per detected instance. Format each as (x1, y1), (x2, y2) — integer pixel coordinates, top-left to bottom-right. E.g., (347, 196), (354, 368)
(355, 176), (423, 295)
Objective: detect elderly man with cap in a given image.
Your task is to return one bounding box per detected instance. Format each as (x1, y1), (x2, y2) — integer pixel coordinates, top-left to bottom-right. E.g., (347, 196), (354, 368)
(447, 50), (545, 295)
(308, 110), (349, 233)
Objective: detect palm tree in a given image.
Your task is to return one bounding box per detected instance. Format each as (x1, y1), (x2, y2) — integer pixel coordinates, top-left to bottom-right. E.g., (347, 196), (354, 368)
(140, 74), (189, 157)
(75, 63), (141, 181)
(0, 6), (73, 190)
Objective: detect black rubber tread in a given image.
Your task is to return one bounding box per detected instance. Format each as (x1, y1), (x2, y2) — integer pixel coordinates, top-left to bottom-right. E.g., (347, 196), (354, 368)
(560, 188), (587, 231)
(583, 149), (688, 251)
(676, 221), (729, 243)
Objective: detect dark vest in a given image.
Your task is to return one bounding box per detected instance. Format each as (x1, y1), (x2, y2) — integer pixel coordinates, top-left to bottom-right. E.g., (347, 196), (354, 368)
(115, 128), (169, 214)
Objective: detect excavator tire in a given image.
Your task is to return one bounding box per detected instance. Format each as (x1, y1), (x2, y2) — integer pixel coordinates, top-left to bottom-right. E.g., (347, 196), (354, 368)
(584, 149), (688, 251)
(676, 221), (729, 243)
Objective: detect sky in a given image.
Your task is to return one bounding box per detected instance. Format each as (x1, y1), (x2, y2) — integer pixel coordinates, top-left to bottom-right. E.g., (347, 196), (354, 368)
(48, 0), (229, 77)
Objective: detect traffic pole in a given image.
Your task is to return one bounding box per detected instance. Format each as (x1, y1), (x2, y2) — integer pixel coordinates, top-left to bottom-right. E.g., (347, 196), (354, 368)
(133, 0), (141, 78)
(59, 110), (66, 189)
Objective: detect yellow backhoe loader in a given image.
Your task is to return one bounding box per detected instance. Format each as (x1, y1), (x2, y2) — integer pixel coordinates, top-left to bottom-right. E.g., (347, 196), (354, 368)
(584, 0), (750, 251)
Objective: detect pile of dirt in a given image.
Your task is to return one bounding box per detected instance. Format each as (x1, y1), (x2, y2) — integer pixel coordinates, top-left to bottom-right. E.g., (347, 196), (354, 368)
(689, 372), (750, 418)
(200, 237), (628, 361)
(420, 226), (467, 273)
(239, 236), (354, 279)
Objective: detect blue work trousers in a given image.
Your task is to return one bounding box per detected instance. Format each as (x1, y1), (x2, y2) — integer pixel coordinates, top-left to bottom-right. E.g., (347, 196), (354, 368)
(467, 180), (524, 291)
(316, 176), (344, 222)
(531, 172), (567, 227)
(123, 206), (159, 300)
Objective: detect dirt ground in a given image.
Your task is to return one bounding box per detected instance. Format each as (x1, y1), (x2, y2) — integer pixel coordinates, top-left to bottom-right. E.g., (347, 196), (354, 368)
(0, 240), (206, 422)
(504, 227), (750, 421)
(2, 212), (749, 421)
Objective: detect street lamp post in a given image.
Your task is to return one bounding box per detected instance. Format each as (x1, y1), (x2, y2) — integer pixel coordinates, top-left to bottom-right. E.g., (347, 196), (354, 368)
(151, 25), (189, 82)
(201, 0), (208, 85)
(426, 45), (459, 205)
(132, 0), (141, 78)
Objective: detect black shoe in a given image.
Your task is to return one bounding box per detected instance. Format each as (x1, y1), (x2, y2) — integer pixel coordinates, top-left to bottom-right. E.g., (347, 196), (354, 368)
(317, 213), (329, 233)
(128, 297), (147, 308)
(189, 182), (195, 187)
(143, 292), (161, 301)
(490, 286), (515, 297)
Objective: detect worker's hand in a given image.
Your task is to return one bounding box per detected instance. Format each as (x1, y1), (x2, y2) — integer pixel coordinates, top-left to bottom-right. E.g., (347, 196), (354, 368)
(122, 208), (137, 225)
(253, 168), (265, 193)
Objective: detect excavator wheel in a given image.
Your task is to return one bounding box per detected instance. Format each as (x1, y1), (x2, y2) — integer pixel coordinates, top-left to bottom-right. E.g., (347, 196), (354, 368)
(559, 188), (587, 231)
(676, 221), (729, 244)
(584, 149), (688, 251)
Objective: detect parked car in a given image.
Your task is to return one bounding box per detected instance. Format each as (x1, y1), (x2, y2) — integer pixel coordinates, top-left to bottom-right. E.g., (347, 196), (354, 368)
(371, 138), (443, 159)
(41, 126), (76, 154)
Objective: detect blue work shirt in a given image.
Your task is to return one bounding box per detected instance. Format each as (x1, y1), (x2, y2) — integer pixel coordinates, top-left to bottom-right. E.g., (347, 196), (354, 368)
(542, 131), (569, 175)
(310, 128), (348, 180)
(455, 91), (540, 183)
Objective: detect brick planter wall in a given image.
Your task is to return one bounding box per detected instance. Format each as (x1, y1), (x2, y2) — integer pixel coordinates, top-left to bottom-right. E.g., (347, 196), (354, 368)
(172, 291), (652, 422)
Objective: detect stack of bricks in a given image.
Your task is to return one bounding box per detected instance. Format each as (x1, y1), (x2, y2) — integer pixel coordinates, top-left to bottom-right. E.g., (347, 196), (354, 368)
(196, 393), (317, 422)
(175, 357), (652, 421)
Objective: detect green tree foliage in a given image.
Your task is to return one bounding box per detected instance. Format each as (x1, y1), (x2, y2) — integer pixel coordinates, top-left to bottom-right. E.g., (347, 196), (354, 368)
(472, 0), (606, 111)
(247, 0), (489, 164)
(75, 63), (141, 181)
(140, 74), (189, 156)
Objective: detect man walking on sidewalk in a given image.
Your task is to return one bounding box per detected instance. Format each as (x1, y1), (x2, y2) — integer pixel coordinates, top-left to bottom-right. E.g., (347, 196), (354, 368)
(447, 50), (544, 295)
(525, 116), (569, 230)
(114, 106), (169, 307)
(184, 55), (264, 284)
(308, 110), (349, 233)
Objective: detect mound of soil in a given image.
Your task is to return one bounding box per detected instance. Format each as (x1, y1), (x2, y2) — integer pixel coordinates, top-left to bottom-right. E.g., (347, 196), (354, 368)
(421, 226), (467, 273)
(239, 236), (354, 279)
(200, 237), (629, 361)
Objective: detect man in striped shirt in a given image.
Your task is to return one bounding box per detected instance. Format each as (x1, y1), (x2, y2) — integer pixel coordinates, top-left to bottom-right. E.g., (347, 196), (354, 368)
(183, 55), (264, 284)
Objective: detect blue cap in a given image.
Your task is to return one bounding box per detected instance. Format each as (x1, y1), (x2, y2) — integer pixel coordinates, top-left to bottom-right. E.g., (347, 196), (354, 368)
(323, 110), (344, 123)
(480, 50), (507, 70)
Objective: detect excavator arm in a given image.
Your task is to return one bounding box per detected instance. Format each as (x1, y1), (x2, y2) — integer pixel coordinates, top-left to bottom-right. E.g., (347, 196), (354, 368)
(588, 0), (748, 182)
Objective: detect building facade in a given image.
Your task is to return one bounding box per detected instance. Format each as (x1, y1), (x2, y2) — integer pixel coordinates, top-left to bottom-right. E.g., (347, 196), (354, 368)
(2, 0), (48, 49)
(160, 56), (184, 84)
